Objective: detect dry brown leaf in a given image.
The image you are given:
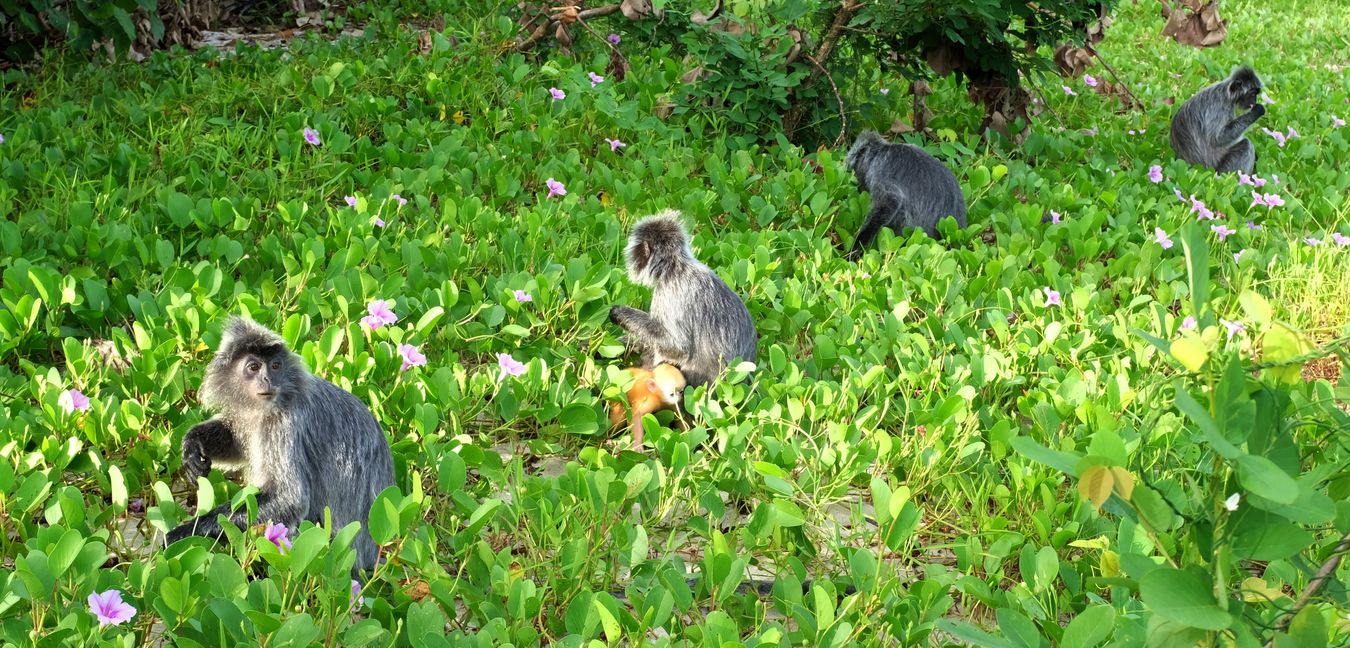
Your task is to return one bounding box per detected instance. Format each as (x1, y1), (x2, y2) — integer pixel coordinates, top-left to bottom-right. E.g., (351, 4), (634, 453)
(925, 44), (963, 76)
(888, 119), (915, 136)
(1160, 0), (1227, 48)
(417, 31), (432, 54)
(620, 0), (662, 20)
(653, 97), (675, 120)
(681, 66), (705, 84)
(555, 5), (579, 24)
(1054, 44), (1094, 78)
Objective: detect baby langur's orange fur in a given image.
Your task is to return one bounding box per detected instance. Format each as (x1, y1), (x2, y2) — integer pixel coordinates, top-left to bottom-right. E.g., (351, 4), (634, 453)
(608, 364), (686, 448)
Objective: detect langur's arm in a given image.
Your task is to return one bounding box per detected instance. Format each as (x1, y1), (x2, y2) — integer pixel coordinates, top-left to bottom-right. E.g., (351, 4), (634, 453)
(1220, 104), (1265, 141)
(165, 477), (310, 543)
(847, 194), (901, 261)
(609, 305), (690, 364)
(181, 419), (243, 480)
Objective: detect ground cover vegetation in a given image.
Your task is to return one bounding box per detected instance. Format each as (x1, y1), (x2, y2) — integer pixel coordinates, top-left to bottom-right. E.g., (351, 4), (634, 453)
(1, 0), (1349, 645)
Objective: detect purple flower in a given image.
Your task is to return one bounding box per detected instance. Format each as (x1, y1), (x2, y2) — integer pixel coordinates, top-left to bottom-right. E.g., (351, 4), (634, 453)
(1181, 316), (1197, 330)
(1305, 237), (1323, 247)
(1286, 126), (1299, 139)
(607, 33), (621, 45)
(344, 195), (358, 208)
(361, 300), (398, 330)
(88, 590), (136, 627)
(1333, 232), (1350, 247)
(1252, 175), (1268, 188)
(0, 133), (5, 145)
(1154, 228), (1174, 249)
(1261, 127), (1286, 147)
(546, 178), (566, 199)
(1084, 74), (1099, 87)
(497, 353), (526, 379)
(1272, 174), (1280, 185)
(513, 290), (532, 303)
(1190, 197), (1215, 221)
(1247, 220), (1261, 230)
(303, 128), (321, 146)
(398, 344), (426, 371)
(264, 523), (291, 553)
(1233, 249), (1246, 263)
(391, 194), (407, 206)
(1042, 287), (1062, 308)
(350, 579), (367, 609)
(1211, 224), (1235, 241)
(1173, 187), (1186, 202)
(59, 389), (91, 413)
(1128, 129), (1136, 135)
(1148, 165), (1163, 183)
(549, 87), (565, 101)
(605, 138), (626, 152)
(1238, 172), (1255, 186)
(588, 72), (604, 87)
(1048, 210), (1062, 225)
(1062, 86), (1077, 96)
(1251, 191), (1268, 208)
(374, 217), (386, 228)
(1334, 115), (1346, 128)
(880, 87), (890, 95)
(1220, 319), (1245, 339)
(1261, 93), (1275, 105)
(1263, 193), (1285, 207)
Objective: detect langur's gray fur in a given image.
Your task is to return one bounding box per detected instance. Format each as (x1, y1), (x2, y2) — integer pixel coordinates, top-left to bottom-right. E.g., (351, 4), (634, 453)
(165, 317), (395, 574)
(609, 210), (758, 387)
(844, 131), (967, 260)
(1169, 66), (1264, 174)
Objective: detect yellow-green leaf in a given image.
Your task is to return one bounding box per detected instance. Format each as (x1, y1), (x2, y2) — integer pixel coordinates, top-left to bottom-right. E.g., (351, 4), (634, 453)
(1069, 535), (1111, 550)
(1078, 465), (1114, 509)
(1239, 577), (1286, 603)
(1170, 336), (1208, 372)
(1109, 467), (1136, 501)
(1239, 290), (1273, 329)
(1100, 550), (1120, 577)
(1262, 323), (1312, 385)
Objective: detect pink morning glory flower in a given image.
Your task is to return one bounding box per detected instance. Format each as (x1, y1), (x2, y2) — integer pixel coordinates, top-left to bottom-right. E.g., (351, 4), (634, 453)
(1211, 224), (1235, 240)
(264, 523), (291, 553)
(59, 389), (91, 413)
(344, 195), (358, 208)
(880, 88), (890, 95)
(1154, 228), (1174, 249)
(1220, 319), (1245, 339)
(1252, 176), (1268, 187)
(1263, 193), (1285, 207)
(1173, 187), (1186, 202)
(0, 133), (5, 144)
(1190, 197), (1215, 221)
(1128, 129), (1136, 135)
(605, 138), (626, 152)
(1272, 174), (1280, 185)
(1251, 192), (1268, 208)
(1181, 316), (1197, 330)
(1062, 86), (1077, 96)
(361, 300), (398, 330)
(549, 87), (565, 101)
(607, 33), (621, 44)
(1334, 115), (1346, 127)
(1048, 210), (1062, 224)
(390, 194), (407, 206)
(1238, 172), (1254, 186)
(374, 217), (386, 228)
(497, 353), (526, 379)
(1042, 287), (1061, 307)
(1261, 127), (1286, 147)
(350, 579), (367, 609)
(1233, 249), (1246, 263)
(1084, 74), (1099, 87)
(546, 178), (566, 199)
(398, 344), (426, 371)
(88, 590), (136, 627)
(588, 72), (604, 87)
(1332, 232), (1350, 246)
(1247, 220), (1261, 230)
(1305, 237), (1323, 246)
(513, 290), (532, 303)
(1286, 126), (1299, 139)
(1148, 165), (1163, 183)
(303, 128), (321, 146)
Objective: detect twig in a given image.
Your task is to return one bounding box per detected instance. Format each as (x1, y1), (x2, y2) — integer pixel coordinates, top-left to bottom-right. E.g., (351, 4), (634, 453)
(1267, 528), (1350, 641)
(784, 0), (861, 137)
(1089, 47), (1143, 110)
(514, 3), (622, 51)
(804, 54), (847, 148)
(574, 10), (630, 71)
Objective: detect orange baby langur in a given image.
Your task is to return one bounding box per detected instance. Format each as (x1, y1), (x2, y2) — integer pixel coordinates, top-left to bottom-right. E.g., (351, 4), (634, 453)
(608, 364), (686, 449)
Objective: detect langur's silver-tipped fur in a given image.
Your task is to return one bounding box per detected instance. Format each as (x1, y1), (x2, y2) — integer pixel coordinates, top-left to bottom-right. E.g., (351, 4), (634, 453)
(166, 317), (395, 575)
(610, 211), (758, 387)
(1170, 66), (1264, 174)
(844, 131), (967, 260)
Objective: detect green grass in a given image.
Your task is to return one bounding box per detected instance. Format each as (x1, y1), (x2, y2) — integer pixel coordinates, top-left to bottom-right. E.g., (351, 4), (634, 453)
(1, 0), (1348, 645)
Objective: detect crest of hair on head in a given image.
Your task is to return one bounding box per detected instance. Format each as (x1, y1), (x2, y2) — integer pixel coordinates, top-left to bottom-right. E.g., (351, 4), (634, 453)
(624, 209), (694, 287)
(846, 130), (885, 172)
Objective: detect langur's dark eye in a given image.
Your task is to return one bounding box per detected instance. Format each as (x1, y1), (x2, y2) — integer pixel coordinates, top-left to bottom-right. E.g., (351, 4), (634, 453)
(246, 361), (262, 373)
(270, 360), (282, 371)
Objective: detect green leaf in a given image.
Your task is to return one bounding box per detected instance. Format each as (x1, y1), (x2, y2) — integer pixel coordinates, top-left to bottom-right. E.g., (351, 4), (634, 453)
(1238, 290), (1272, 329)
(1062, 605), (1114, 648)
(1180, 223), (1210, 320)
(996, 607), (1045, 648)
(1169, 336), (1208, 372)
(1009, 436), (1082, 475)
(1172, 385), (1238, 458)
(1234, 454), (1297, 504)
(558, 403), (600, 436)
(1139, 567), (1232, 631)
(1131, 485), (1175, 533)
(1288, 604), (1328, 648)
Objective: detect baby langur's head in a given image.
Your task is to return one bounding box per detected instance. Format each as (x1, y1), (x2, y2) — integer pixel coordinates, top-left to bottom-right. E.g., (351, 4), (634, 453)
(650, 363), (686, 406)
(201, 317), (309, 412)
(1226, 66), (1262, 110)
(625, 210), (694, 286)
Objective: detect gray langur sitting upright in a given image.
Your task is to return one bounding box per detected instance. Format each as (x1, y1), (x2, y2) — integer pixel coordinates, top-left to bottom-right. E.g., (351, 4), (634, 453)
(1169, 66), (1264, 174)
(165, 317), (395, 574)
(844, 131), (968, 260)
(609, 210), (758, 387)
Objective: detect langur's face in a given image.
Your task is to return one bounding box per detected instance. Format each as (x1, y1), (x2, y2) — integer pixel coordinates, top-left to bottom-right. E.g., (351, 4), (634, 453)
(238, 353), (288, 403)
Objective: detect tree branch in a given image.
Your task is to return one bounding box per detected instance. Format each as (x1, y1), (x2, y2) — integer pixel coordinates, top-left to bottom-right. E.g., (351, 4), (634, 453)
(1269, 528), (1350, 640)
(514, 4), (623, 51)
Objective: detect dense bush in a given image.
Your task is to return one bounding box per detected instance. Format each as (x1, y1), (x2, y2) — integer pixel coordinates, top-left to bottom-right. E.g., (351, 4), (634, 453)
(1, 0), (1349, 645)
